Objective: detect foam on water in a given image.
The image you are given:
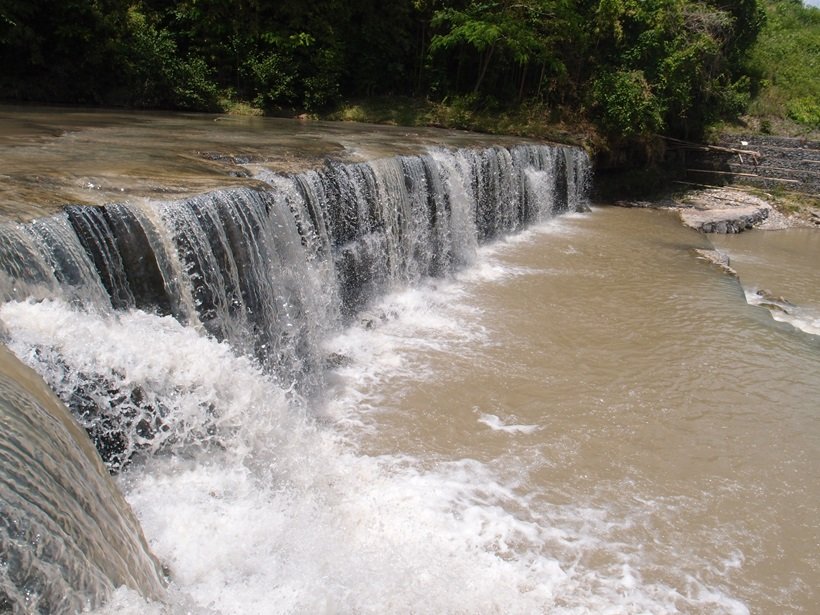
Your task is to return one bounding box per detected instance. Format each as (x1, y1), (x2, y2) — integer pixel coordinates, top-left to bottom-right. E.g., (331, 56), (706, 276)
(745, 288), (820, 337)
(0, 143), (758, 613)
(319, 274), (489, 438)
(477, 412), (541, 435)
(1, 289), (750, 614)
(708, 227), (820, 342)
(316, 225), (577, 432)
(307, 224), (751, 615)
(1, 298), (566, 614)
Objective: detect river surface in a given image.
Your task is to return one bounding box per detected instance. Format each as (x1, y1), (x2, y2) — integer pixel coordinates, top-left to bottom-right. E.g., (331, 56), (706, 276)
(315, 208), (820, 614)
(0, 109), (818, 613)
(712, 228), (820, 336)
(0, 105), (530, 219)
(19, 207), (807, 614)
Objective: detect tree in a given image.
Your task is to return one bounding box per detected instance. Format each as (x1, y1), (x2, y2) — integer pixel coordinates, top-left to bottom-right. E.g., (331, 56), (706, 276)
(428, 0), (583, 104)
(0, 0), (131, 103)
(587, 0), (765, 138)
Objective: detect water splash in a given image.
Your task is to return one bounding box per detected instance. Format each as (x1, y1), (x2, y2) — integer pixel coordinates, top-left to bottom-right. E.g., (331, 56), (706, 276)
(0, 142), (594, 612)
(0, 144), (590, 468)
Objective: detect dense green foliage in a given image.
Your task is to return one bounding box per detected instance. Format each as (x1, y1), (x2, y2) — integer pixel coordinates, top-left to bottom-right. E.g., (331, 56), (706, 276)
(0, 0), (771, 138)
(748, 1), (820, 128)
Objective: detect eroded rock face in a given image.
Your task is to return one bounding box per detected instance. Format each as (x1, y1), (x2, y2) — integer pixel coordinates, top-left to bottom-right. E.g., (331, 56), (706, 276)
(613, 187), (791, 233)
(680, 205), (770, 233)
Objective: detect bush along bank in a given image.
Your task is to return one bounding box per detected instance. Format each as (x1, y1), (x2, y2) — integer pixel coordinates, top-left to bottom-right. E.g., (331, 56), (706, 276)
(1, 1), (764, 144)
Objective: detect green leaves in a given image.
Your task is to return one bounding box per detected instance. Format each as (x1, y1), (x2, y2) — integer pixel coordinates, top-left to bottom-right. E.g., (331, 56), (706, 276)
(787, 97), (820, 128)
(429, 0), (581, 95)
(591, 70), (663, 136)
(748, 1), (820, 128)
(586, 0), (763, 138)
(0, 0), (770, 138)
(430, 6), (503, 52)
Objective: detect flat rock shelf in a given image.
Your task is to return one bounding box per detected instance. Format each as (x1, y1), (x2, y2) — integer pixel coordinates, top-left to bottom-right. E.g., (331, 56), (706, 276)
(677, 189), (772, 233)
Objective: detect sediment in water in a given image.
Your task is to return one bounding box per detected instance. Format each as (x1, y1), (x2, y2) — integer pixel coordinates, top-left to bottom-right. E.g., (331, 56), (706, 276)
(0, 345), (166, 613)
(0, 141), (591, 610)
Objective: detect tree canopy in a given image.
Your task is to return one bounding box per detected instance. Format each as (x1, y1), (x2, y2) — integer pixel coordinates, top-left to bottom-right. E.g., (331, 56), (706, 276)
(0, 0), (772, 139)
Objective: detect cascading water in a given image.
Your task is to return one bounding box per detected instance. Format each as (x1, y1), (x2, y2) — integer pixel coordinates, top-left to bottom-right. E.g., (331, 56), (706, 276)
(0, 143), (591, 612)
(0, 345), (166, 613)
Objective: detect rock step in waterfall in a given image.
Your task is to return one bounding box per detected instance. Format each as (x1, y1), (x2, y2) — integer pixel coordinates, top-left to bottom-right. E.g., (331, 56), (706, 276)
(0, 142), (589, 612)
(0, 143), (589, 469)
(0, 345), (166, 613)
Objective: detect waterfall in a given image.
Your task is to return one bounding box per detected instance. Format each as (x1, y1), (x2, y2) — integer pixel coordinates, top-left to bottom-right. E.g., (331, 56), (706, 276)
(0, 142), (590, 611)
(2, 144), (588, 373)
(0, 345), (166, 613)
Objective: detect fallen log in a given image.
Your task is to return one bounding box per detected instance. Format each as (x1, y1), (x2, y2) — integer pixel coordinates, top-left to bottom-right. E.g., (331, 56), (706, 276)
(660, 135), (762, 158)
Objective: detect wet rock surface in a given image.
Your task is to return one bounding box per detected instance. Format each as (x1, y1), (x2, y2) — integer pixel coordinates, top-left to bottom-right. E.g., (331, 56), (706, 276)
(617, 185), (818, 233)
(0, 106), (540, 221)
(676, 190), (771, 233)
(693, 248), (737, 276)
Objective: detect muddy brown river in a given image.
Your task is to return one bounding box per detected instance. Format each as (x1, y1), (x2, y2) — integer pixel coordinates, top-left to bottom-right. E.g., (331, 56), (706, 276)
(322, 207), (819, 613)
(0, 107), (817, 614)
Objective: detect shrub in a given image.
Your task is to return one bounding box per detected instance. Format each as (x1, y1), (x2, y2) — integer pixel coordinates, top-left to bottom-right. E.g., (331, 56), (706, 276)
(591, 70), (663, 137)
(786, 97), (820, 128)
(120, 8), (219, 110)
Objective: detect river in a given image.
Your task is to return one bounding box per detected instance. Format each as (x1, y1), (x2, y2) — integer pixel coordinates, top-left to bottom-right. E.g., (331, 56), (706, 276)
(319, 207), (820, 613)
(0, 109), (818, 614)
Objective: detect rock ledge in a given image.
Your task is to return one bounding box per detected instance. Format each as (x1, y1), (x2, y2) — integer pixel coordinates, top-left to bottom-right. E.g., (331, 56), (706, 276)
(676, 189), (773, 233)
(617, 187), (817, 233)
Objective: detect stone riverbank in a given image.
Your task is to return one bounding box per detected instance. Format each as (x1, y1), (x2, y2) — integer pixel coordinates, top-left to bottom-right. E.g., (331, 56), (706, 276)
(616, 186), (820, 233)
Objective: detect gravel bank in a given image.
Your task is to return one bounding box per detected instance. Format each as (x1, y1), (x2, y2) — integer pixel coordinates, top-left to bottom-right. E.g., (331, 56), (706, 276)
(686, 135), (820, 196)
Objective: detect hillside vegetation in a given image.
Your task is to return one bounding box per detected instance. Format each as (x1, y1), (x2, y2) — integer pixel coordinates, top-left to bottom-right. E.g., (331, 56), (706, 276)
(747, 0), (820, 132)
(1, 0), (772, 145)
(2, 1), (816, 145)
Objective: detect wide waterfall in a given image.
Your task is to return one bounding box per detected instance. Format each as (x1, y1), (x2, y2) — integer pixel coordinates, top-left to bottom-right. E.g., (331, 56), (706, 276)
(0, 143), (590, 611)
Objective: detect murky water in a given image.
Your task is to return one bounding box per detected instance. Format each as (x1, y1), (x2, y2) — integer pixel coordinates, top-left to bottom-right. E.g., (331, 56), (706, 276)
(1, 108), (817, 613)
(0, 106), (532, 219)
(3, 206), (817, 614)
(0, 347), (165, 612)
(712, 228), (820, 336)
(322, 207), (819, 613)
